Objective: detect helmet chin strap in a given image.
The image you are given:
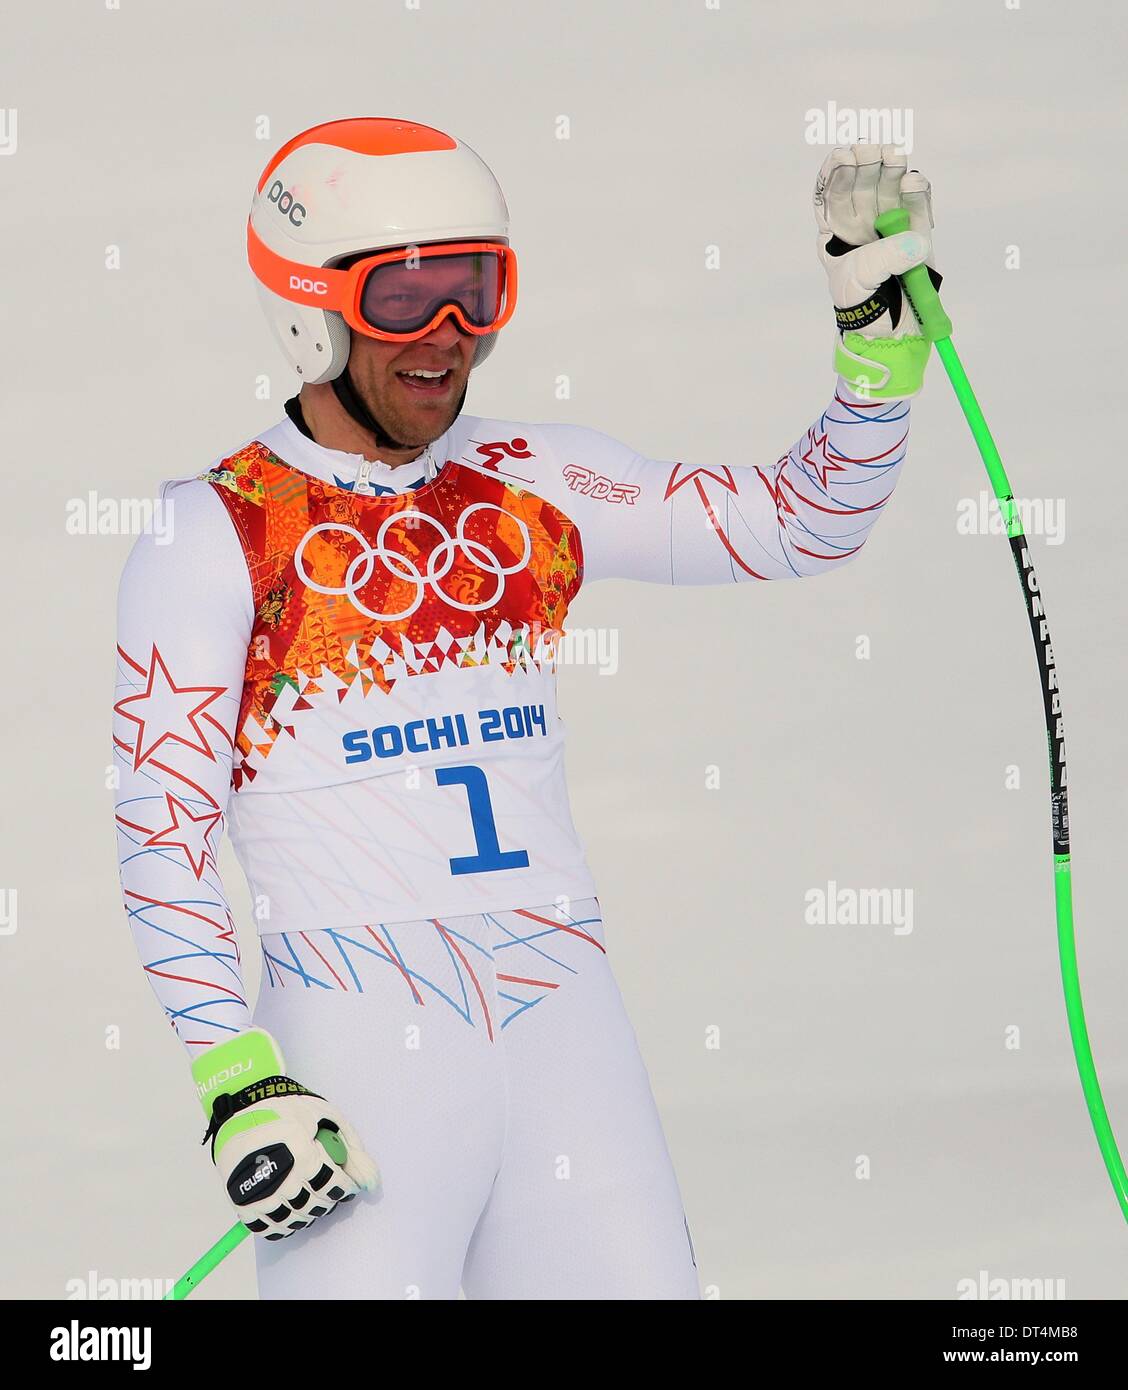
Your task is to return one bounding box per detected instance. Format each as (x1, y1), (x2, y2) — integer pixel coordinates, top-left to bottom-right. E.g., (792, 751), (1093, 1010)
(330, 360), (469, 457)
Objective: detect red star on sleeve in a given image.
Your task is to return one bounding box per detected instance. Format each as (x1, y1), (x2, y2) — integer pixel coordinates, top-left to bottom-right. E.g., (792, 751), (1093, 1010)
(115, 645), (228, 772)
(143, 793), (224, 881)
(799, 430), (849, 491)
(663, 462), (741, 501)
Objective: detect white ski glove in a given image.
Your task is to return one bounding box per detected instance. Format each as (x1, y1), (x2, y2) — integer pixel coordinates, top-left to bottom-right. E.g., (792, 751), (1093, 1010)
(191, 1027), (379, 1240)
(814, 142), (940, 398)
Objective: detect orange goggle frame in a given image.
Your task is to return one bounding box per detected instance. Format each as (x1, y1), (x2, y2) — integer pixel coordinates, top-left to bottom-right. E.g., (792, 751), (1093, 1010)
(247, 223), (518, 343)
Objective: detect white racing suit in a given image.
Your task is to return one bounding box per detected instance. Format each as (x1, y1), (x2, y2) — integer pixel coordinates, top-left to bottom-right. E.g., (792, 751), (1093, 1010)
(113, 386), (910, 1297)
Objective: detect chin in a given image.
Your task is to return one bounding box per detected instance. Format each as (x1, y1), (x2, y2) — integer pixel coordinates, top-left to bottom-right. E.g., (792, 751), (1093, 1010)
(402, 395), (464, 435)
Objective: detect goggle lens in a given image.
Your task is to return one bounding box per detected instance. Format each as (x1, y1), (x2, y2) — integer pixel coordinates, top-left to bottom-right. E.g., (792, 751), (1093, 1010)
(359, 249), (507, 337)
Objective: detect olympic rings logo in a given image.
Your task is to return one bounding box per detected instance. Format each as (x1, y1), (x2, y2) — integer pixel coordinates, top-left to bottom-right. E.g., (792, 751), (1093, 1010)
(294, 503), (532, 622)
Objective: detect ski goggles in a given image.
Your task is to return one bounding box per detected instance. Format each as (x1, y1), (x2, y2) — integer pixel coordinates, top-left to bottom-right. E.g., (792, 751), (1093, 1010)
(248, 225), (518, 343)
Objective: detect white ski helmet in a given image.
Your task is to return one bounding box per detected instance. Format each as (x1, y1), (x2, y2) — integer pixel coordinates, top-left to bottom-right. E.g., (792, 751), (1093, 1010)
(247, 117), (515, 385)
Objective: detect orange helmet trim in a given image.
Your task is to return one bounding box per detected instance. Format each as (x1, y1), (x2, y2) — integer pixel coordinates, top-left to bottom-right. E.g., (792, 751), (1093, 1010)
(255, 117), (458, 193)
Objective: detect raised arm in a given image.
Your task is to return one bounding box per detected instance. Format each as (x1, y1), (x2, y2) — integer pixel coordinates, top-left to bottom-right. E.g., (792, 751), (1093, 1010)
(552, 145), (936, 587)
(112, 480), (254, 1057)
(551, 381), (908, 586)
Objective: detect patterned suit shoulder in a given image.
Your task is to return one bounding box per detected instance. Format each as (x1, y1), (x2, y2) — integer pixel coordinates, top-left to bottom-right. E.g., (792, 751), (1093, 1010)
(198, 441), (306, 608)
(199, 439), (277, 508)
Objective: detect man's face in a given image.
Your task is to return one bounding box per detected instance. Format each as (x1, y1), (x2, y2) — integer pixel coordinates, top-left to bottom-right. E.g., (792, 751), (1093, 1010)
(344, 309), (475, 449)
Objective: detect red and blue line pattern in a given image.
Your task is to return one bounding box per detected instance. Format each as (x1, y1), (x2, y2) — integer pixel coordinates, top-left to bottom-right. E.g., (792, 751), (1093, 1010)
(114, 641), (252, 1052)
(662, 386), (907, 583)
(773, 389), (908, 572)
(262, 902), (607, 1034)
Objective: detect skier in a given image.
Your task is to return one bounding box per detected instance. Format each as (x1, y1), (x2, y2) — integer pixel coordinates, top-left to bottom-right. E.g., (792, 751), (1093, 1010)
(113, 117), (937, 1299)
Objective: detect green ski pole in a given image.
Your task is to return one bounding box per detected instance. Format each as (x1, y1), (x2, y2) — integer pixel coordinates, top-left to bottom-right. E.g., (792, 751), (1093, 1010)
(165, 1126), (349, 1299)
(874, 206), (1128, 1222)
(166, 1222), (249, 1301)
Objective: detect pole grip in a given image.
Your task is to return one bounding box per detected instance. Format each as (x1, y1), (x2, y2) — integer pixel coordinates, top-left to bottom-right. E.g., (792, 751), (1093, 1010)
(167, 1126), (348, 1298)
(873, 207), (953, 341)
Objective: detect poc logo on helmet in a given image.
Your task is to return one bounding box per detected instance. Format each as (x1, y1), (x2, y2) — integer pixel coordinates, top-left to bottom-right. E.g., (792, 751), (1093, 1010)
(289, 274), (328, 296)
(267, 179), (306, 227)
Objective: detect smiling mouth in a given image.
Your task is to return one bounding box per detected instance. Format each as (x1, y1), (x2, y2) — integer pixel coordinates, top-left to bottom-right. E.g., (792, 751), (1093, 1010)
(396, 367), (455, 396)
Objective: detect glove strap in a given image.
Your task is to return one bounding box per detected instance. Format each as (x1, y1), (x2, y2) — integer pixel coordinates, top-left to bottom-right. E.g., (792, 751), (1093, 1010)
(834, 290), (892, 333)
(191, 1028), (324, 1160)
(834, 333), (932, 400)
(191, 1027), (285, 1117)
(201, 1075), (322, 1154)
